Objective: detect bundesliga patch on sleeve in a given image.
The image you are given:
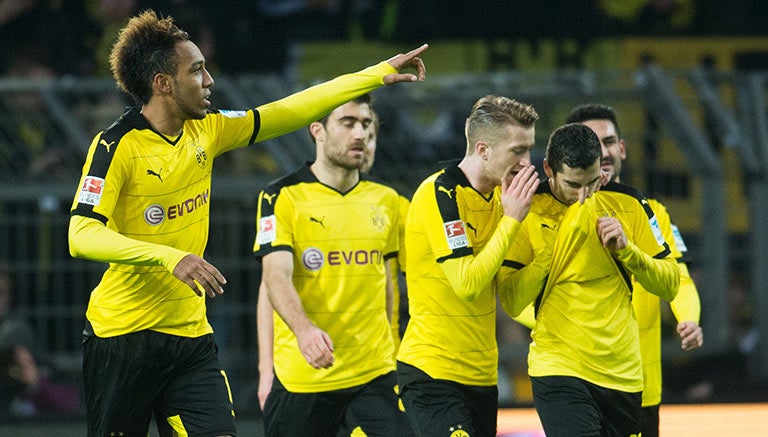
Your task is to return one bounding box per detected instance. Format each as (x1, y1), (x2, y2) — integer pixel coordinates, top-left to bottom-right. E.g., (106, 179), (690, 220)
(218, 110), (247, 118)
(78, 176), (104, 206)
(671, 224), (688, 252)
(648, 215), (666, 247)
(443, 219), (468, 249)
(257, 215), (277, 245)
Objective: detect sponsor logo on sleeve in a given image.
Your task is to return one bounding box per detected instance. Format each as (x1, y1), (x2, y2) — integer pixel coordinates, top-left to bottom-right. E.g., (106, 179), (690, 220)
(219, 110), (247, 118)
(257, 215), (277, 245)
(78, 176), (104, 206)
(443, 219), (468, 250)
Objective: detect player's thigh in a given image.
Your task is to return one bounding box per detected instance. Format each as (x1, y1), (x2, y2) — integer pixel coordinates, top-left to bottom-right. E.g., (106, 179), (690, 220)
(531, 375), (601, 437)
(588, 383), (641, 437)
(82, 332), (164, 437)
(263, 375), (349, 437)
(640, 404), (660, 437)
(398, 362), (493, 437)
(342, 371), (414, 436)
(154, 334), (236, 437)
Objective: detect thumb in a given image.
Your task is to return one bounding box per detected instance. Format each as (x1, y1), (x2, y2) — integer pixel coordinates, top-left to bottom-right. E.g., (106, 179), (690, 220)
(383, 73), (418, 85)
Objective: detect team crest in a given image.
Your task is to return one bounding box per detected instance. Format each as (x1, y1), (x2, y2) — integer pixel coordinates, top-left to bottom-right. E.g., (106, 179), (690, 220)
(194, 145), (208, 168)
(370, 206), (386, 232)
(449, 424), (470, 437)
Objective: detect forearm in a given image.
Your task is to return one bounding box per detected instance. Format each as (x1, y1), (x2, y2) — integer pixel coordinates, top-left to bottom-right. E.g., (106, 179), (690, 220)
(439, 216), (520, 301)
(614, 241), (680, 301)
(68, 215), (188, 272)
(498, 257), (549, 318)
(264, 270), (314, 337)
(257, 282), (275, 376)
(385, 260), (394, 323)
(670, 262), (701, 323)
(254, 62), (395, 142)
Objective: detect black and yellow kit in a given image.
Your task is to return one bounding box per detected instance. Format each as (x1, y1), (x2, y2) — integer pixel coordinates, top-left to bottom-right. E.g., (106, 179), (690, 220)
(634, 198), (700, 407)
(499, 181), (680, 393)
(253, 164), (400, 393)
(69, 61), (398, 339)
(397, 164), (522, 386)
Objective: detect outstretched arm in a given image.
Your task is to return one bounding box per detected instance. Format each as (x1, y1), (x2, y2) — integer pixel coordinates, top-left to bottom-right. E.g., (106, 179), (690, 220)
(254, 44), (428, 143)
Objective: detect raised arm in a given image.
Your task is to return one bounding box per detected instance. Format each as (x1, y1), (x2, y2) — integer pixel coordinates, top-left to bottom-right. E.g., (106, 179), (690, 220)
(254, 44), (428, 143)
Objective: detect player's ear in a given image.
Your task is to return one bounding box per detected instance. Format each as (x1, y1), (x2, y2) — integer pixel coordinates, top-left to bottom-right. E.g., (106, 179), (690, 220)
(542, 159), (554, 179)
(152, 73), (172, 95)
(309, 121), (325, 144)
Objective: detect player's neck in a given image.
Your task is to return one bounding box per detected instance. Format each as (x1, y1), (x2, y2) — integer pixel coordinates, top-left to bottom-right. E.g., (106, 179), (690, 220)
(310, 160), (360, 194)
(141, 102), (184, 137)
(458, 156), (495, 195)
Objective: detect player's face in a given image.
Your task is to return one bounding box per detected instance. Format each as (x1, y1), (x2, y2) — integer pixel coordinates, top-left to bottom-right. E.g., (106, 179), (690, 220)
(581, 119), (625, 182)
(545, 158), (602, 205)
(320, 101), (372, 170)
(171, 40), (214, 120)
(485, 124), (535, 186)
(361, 124), (377, 174)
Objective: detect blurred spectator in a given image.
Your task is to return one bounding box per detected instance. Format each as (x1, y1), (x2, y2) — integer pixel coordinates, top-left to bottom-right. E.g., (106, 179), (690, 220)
(0, 267), (34, 352)
(0, 344), (82, 419)
(0, 48), (84, 181)
(0, 0), (98, 76)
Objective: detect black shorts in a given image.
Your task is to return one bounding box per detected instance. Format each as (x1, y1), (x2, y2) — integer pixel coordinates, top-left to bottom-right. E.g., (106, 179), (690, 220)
(397, 360), (498, 437)
(640, 404), (660, 437)
(82, 330), (236, 437)
(531, 375), (641, 437)
(263, 370), (411, 437)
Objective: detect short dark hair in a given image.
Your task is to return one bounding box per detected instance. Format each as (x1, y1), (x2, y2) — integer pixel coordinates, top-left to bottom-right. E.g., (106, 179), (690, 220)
(545, 123), (602, 174)
(109, 10), (190, 105)
(565, 103), (621, 138)
(308, 94), (373, 144)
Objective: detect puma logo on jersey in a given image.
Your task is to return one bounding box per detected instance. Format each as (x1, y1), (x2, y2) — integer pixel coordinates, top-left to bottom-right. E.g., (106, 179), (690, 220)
(99, 139), (115, 152)
(541, 223), (556, 230)
(263, 193), (277, 205)
(309, 216), (325, 228)
(465, 222), (477, 237)
(438, 186), (454, 199)
(146, 169), (163, 182)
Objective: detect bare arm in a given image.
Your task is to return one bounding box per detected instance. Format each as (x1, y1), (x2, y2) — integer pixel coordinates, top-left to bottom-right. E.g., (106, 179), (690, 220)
(256, 281), (274, 410)
(262, 251), (334, 369)
(385, 259), (395, 323)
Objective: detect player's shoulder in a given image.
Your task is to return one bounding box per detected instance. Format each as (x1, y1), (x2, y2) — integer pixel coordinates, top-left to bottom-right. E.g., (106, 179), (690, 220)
(262, 162), (313, 194)
(99, 107), (145, 145)
(360, 173), (401, 197)
(599, 181), (646, 203)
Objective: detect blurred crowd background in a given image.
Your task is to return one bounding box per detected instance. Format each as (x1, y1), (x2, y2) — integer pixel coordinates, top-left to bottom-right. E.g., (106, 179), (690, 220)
(1, 0), (768, 426)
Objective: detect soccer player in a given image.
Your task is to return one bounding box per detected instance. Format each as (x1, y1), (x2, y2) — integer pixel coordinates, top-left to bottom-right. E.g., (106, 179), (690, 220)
(67, 9), (428, 437)
(499, 123), (681, 436)
(396, 95), (541, 437)
(255, 109), (411, 422)
(253, 94), (412, 436)
(566, 103), (703, 437)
